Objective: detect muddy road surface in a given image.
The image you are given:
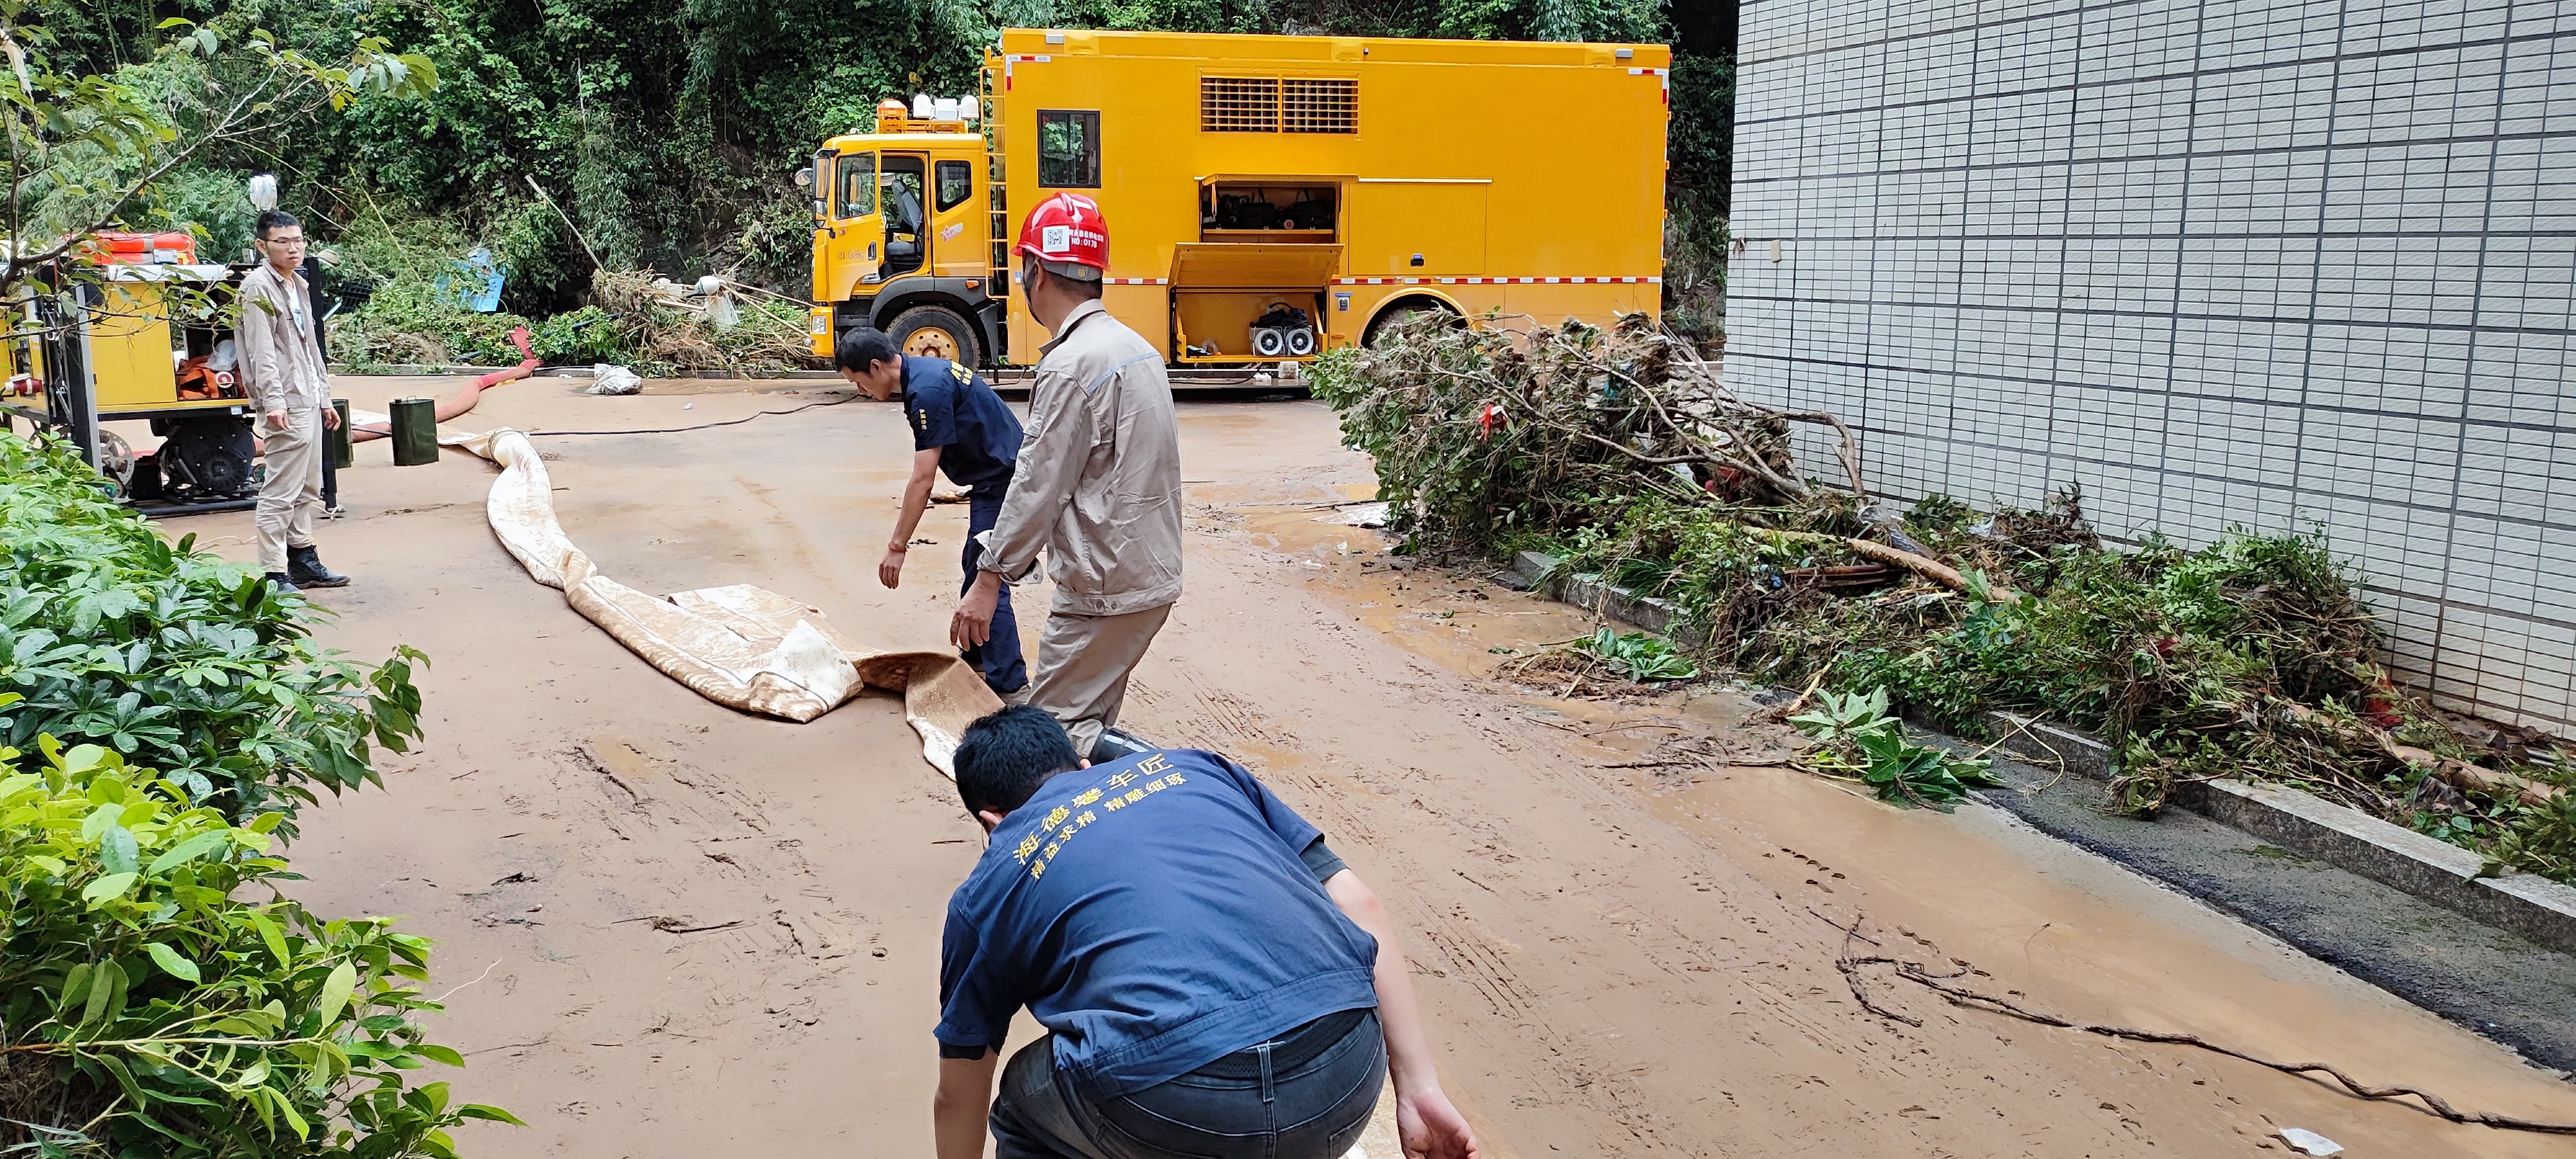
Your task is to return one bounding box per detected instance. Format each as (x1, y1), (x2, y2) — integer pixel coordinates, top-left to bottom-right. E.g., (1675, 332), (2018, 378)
(182, 376), (2576, 1156)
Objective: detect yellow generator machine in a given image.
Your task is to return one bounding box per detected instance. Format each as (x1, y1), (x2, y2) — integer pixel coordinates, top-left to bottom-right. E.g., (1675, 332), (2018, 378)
(0, 235), (267, 513)
(801, 30), (1671, 369)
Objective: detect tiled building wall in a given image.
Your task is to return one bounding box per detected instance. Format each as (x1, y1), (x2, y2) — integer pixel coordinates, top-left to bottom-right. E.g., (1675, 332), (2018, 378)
(1726, 0), (2576, 732)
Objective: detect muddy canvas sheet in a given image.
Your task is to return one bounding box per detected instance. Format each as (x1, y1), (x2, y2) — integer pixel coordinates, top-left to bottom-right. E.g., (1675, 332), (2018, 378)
(404, 418), (998, 776)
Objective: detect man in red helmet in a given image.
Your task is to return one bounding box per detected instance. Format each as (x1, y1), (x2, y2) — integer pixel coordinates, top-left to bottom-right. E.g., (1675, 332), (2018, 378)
(952, 193), (1183, 760)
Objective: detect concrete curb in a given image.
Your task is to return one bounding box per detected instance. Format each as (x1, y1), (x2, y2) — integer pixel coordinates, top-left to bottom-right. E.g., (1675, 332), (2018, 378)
(1508, 551), (2576, 957)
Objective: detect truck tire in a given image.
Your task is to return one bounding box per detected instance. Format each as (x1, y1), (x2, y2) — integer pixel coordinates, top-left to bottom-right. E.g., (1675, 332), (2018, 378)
(1365, 299), (1461, 348)
(887, 305), (979, 368)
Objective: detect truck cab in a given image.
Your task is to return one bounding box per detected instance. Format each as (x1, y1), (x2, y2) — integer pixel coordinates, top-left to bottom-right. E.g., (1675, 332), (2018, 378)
(804, 98), (1002, 366)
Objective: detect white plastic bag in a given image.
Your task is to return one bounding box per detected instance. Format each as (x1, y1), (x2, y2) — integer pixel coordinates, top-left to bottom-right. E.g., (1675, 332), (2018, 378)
(583, 364), (643, 395)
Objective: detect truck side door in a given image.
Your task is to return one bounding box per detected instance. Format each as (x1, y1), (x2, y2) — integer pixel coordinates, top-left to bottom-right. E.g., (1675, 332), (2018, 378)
(931, 158), (983, 279)
(819, 151), (882, 303)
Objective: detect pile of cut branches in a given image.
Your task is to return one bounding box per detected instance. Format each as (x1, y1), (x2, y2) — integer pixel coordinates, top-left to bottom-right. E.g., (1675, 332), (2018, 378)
(1311, 314), (2575, 881)
(587, 269), (817, 377)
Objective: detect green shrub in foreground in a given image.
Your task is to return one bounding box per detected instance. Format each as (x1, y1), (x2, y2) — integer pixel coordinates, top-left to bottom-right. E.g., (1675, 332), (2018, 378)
(0, 719), (518, 1156)
(0, 435), (423, 833)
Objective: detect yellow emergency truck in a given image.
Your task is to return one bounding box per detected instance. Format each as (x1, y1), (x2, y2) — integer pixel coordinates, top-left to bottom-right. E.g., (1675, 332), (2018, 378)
(801, 29), (1672, 368)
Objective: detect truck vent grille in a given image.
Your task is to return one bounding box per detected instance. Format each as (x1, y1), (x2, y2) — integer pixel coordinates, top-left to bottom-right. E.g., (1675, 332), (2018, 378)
(1201, 77), (1280, 132)
(1281, 79), (1358, 133)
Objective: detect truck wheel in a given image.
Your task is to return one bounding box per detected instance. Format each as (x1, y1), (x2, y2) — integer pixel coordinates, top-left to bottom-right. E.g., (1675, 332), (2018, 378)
(1365, 300), (1461, 348)
(888, 305), (978, 367)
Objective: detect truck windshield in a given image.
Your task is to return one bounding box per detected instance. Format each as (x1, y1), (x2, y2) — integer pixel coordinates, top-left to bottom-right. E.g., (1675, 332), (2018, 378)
(837, 153), (877, 218)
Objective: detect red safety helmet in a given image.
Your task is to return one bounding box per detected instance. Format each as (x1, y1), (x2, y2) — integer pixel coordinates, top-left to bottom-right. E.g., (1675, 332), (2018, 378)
(1016, 193), (1110, 273)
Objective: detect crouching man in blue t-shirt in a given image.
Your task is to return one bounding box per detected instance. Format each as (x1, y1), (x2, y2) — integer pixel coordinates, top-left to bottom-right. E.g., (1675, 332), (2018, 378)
(933, 705), (1481, 1159)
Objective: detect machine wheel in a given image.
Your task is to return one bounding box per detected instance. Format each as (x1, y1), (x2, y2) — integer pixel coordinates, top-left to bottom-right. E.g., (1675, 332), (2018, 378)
(1364, 299), (1463, 348)
(887, 305), (979, 367)
(158, 414), (257, 499)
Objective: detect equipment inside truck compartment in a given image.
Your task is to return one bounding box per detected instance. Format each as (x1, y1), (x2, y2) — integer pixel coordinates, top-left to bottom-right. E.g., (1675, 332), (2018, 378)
(1201, 183), (1338, 237)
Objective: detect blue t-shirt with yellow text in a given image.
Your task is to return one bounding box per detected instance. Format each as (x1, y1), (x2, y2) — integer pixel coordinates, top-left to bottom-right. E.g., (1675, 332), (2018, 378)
(900, 355), (1019, 490)
(934, 749), (1379, 1100)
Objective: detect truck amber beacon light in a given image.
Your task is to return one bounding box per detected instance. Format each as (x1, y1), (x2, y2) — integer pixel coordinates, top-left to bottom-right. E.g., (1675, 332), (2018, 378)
(1016, 192), (1110, 271)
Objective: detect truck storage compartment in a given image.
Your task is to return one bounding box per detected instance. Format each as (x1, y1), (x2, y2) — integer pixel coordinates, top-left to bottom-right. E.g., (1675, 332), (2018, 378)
(1168, 242), (1341, 364)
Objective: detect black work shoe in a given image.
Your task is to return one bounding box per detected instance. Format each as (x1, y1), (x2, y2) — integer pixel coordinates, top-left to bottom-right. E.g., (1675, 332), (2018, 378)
(1091, 726), (1157, 762)
(264, 572), (302, 595)
(287, 545), (350, 587)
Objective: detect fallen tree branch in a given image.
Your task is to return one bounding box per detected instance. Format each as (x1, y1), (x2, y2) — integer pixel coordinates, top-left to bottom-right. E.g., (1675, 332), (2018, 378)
(1842, 952), (2576, 1135)
(2275, 701), (2562, 807)
(1772, 530), (2019, 603)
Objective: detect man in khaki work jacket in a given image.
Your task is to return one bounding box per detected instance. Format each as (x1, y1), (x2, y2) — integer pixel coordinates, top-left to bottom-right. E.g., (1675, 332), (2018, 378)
(951, 193), (1180, 760)
(239, 209), (348, 594)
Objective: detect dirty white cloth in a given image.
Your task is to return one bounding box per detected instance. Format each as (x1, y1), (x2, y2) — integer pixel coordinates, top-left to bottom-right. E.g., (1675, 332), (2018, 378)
(254, 408), (323, 572)
(463, 426), (999, 773)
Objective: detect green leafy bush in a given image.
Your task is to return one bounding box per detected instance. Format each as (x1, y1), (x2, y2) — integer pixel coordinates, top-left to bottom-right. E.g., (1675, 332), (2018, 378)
(1789, 687), (2002, 810)
(0, 724), (518, 1156)
(1578, 629), (1698, 682)
(0, 435), (423, 831)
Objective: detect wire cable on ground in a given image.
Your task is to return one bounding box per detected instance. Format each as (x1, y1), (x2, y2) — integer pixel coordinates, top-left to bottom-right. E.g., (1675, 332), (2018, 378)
(524, 391), (860, 437)
(1830, 929), (2576, 1135)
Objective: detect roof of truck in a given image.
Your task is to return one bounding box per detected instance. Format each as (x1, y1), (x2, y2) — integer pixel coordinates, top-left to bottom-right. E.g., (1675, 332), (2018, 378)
(992, 27), (1671, 67)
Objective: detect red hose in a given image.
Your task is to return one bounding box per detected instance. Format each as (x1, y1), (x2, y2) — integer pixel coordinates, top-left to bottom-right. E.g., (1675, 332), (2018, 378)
(350, 326), (541, 443)
(475, 326), (539, 388)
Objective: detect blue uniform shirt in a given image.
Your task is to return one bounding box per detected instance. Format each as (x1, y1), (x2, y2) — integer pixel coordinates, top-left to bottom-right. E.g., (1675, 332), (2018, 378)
(901, 355), (1020, 491)
(936, 749), (1380, 1101)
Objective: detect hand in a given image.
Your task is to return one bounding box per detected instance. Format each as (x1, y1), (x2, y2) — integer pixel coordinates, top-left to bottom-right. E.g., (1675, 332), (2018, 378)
(878, 546), (907, 589)
(264, 409), (290, 431)
(321, 408), (341, 431)
(950, 575), (999, 650)
(1395, 1086), (1480, 1159)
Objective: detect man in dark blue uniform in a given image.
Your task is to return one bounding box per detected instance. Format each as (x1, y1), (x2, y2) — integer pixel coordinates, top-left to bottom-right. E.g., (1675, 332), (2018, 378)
(838, 328), (1027, 694)
(929, 706), (1482, 1159)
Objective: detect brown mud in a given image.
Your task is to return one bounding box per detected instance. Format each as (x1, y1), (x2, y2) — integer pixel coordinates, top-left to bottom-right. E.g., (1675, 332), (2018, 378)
(188, 379), (2575, 1156)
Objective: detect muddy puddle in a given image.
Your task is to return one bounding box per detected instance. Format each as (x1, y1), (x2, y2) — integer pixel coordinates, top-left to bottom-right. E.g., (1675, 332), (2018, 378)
(1189, 473), (2576, 1153)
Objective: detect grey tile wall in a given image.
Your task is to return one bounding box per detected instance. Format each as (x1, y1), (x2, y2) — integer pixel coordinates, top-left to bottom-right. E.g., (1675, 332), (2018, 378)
(1728, 0), (2576, 733)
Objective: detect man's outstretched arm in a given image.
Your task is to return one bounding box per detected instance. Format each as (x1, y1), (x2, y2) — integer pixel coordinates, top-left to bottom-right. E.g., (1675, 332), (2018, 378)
(1323, 869), (1482, 1159)
(884, 446), (942, 589)
(932, 1050), (999, 1159)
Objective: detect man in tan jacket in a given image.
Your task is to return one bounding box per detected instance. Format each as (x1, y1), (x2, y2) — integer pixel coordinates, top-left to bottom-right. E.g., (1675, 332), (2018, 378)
(238, 210), (348, 593)
(951, 194), (1181, 759)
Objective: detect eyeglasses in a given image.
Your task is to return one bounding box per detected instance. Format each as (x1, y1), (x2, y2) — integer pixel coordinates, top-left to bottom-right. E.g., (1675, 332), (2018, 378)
(263, 235), (308, 247)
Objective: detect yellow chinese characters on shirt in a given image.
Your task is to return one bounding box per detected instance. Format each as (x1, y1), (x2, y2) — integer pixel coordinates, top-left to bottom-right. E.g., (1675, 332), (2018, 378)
(1025, 753), (1183, 881)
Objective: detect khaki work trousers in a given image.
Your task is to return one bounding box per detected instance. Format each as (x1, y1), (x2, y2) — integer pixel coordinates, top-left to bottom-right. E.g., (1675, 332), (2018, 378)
(1023, 603), (1173, 759)
(255, 409), (324, 573)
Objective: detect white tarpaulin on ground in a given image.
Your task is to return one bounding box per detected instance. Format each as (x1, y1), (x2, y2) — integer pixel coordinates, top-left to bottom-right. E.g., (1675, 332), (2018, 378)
(418, 421), (998, 775)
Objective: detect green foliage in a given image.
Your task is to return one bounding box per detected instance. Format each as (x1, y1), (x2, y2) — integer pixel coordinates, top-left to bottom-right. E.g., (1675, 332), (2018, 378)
(0, 433), (424, 832)
(2481, 796), (2576, 882)
(1578, 628), (1697, 681)
(1790, 686), (2002, 810)
(0, 731), (519, 1156)
(1328, 315), (2571, 879)
(1, 1), (435, 302)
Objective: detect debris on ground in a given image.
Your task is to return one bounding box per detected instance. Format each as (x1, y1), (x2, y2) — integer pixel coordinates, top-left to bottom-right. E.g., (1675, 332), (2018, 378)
(2277, 1128), (2345, 1156)
(1311, 313), (2576, 880)
(583, 364), (644, 395)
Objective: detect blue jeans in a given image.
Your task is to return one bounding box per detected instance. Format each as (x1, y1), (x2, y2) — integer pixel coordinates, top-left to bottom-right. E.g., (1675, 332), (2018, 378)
(963, 484), (1027, 694)
(991, 1010), (1385, 1159)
